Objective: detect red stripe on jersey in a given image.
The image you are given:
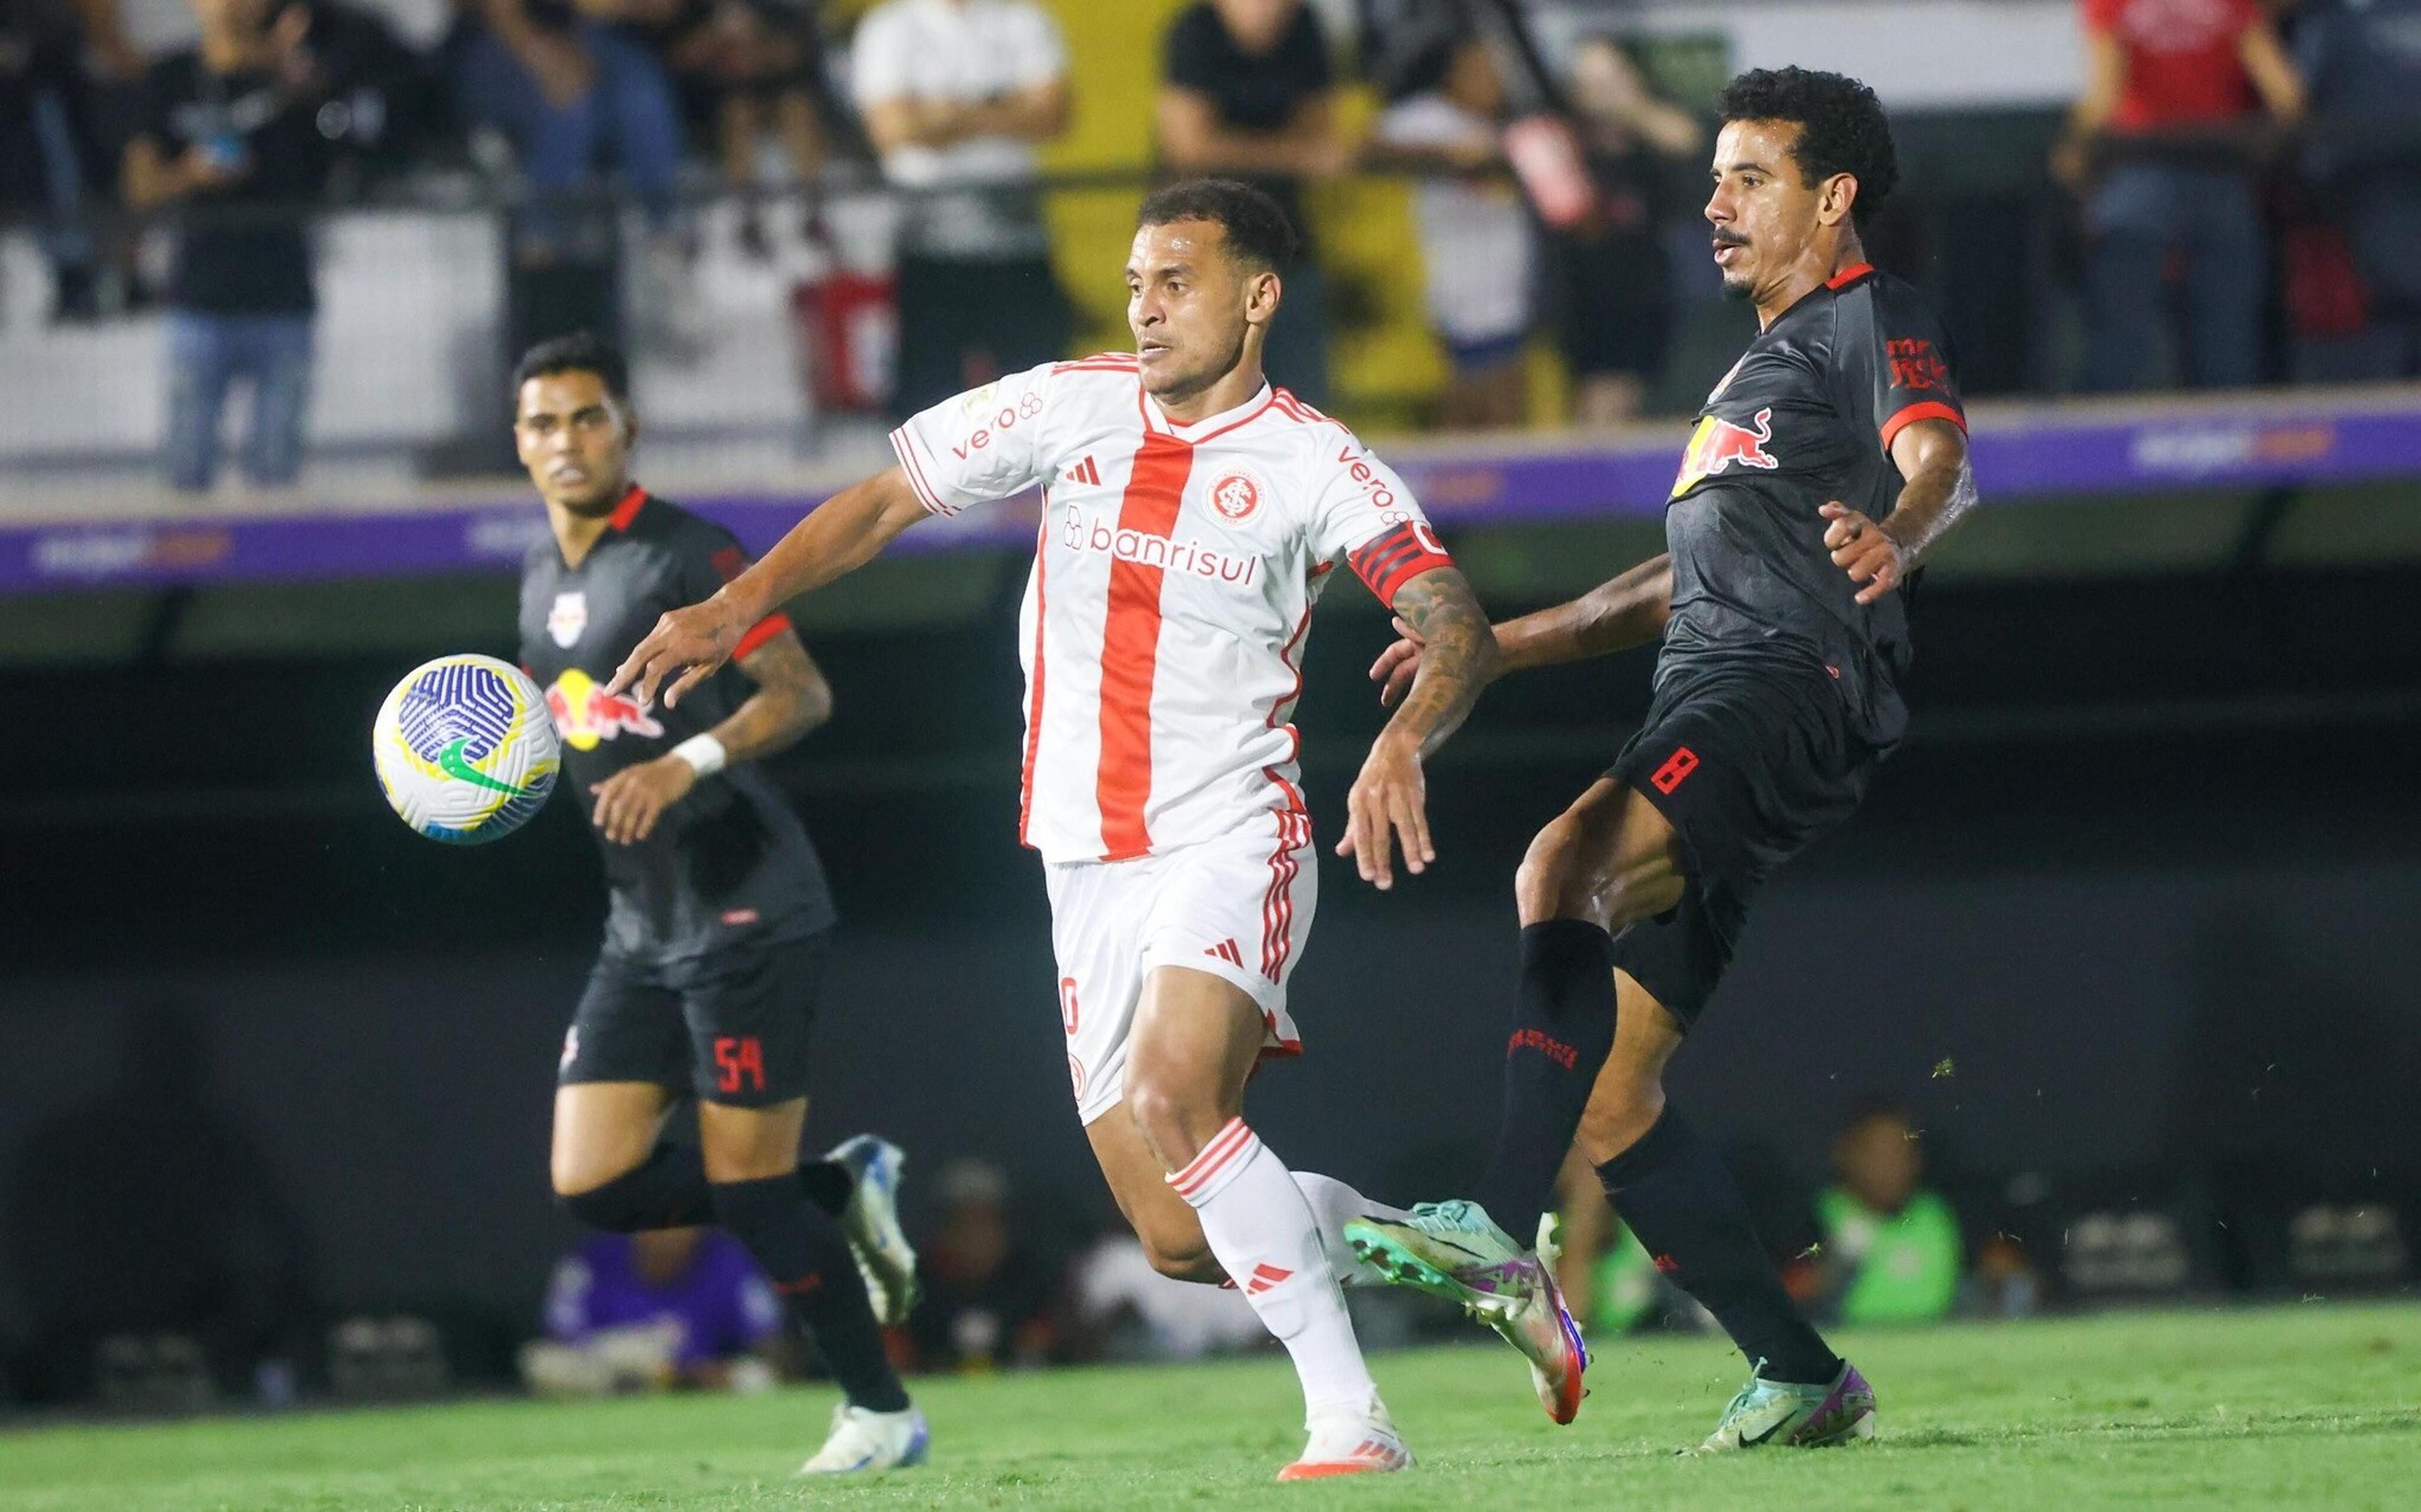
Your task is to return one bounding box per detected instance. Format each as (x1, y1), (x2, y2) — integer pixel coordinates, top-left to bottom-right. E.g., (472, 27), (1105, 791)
(1094, 432), (1197, 860)
(1018, 514), (1050, 849)
(607, 485), (647, 532)
(1826, 262), (1876, 290)
(1880, 400), (1966, 451)
(1260, 601), (1315, 818)
(1260, 811), (1306, 982)
(1054, 352), (1139, 372)
(889, 427), (950, 516)
(730, 611), (792, 664)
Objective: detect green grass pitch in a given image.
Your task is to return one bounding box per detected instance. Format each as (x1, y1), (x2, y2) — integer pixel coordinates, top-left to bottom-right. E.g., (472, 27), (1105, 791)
(4, 1303), (2417, 1511)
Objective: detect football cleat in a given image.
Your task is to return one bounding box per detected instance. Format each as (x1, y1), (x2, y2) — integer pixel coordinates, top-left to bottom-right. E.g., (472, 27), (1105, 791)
(1275, 1403), (1413, 1480)
(796, 1402), (930, 1475)
(1693, 1360), (1877, 1452)
(825, 1133), (921, 1327)
(1344, 1199), (1589, 1424)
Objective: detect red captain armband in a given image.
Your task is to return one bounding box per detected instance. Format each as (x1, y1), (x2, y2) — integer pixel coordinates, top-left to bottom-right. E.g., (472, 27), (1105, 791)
(1347, 520), (1456, 605)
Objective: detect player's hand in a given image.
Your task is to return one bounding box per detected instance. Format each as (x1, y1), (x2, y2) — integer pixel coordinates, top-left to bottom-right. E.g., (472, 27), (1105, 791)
(609, 594), (746, 708)
(589, 756), (695, 845)
(1367, 616), (1427, 708)
(1820, 502), (1907, 605)
(1337, 733), (1432, 891)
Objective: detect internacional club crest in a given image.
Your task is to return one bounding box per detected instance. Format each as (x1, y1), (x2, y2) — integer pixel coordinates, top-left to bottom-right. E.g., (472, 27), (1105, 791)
(1208, 470), (1263, 524)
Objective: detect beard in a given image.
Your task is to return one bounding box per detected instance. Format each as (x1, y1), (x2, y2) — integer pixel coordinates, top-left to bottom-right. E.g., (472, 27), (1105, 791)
(1141, 321), (1251, 407)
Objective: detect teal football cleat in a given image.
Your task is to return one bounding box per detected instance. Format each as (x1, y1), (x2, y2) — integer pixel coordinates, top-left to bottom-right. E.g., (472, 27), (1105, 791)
(1694, 1361), (1877, 1452)
(825, 1134), (921, 1327)
(1344, 1199), (1589, 1424)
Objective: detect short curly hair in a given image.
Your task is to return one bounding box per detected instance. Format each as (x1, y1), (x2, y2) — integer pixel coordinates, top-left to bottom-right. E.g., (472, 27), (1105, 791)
(1137, 178), (1301, 272)
(1716, 67), (1898, 225)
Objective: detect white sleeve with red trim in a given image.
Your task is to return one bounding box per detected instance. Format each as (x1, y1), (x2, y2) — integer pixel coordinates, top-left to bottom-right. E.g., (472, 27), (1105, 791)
(1306, 433), (1458, 605)
(888, 362), (1059, 517)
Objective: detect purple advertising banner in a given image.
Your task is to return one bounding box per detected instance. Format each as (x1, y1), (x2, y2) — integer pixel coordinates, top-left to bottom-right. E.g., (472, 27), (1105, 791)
(6, 390), (2417, 594)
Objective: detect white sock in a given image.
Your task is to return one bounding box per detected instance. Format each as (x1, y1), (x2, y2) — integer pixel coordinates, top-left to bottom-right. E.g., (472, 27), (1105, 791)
(1171, 1118), (1379, 1420)
(1292, 1171), (1408, 1288)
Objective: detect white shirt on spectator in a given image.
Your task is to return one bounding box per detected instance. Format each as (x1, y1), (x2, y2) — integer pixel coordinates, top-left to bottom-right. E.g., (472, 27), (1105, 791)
(1376, 95), (1536, 352)
(852, 0), (1069, 260)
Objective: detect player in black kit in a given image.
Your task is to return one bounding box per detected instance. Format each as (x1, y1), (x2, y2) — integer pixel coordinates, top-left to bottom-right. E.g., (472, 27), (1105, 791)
(509, 335), (929, 1474)
(1345, 69), (1980, 1450)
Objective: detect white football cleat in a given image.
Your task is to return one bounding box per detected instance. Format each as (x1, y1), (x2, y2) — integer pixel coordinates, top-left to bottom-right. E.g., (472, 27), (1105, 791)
(1275, 1402), (1414, 1481)
(825, 1133), (921, 1327)
(796, 1402), (930, 1475)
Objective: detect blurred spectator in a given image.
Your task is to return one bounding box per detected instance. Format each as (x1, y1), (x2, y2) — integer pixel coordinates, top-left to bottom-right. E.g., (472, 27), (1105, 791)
(4, 1005), (308, 1408)
(1157, 0), (1347, 405)
(903, 1159), (1060, 1373)
(124, 0), (335, 492)
(1553, 34), (1699, 425)
(521, 1227), (782, 1394)
(852, 0), (1072, 419)
(1374, 28), (1534, 429)
(2294, 0), (2421, 378)
(1070, 1226), (1265, 1362)
(2057, 0), (2306, 391)
(1814, 1102), (1962, 1326)
(446, 0), (687, 265)
(666, 0), (833, 260)
(294, 0), (448, 190)
(0, 0), (110, 321)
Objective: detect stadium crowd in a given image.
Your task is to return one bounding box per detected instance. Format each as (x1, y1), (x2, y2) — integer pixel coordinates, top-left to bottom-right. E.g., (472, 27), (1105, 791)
(4, 0), (2421, 492)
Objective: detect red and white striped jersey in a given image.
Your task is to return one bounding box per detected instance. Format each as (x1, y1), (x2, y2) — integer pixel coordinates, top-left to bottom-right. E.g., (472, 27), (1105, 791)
(891, 354), (1456, 864)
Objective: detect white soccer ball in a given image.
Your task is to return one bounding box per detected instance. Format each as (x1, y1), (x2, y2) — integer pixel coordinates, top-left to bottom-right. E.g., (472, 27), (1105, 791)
(372, 654), (560, 844)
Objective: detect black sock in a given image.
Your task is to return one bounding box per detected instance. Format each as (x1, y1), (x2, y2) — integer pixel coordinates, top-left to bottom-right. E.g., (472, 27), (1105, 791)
(710, 1174), (910, 1412)
(1473, 920), (1622, 1239)
(559, 1141), (714, 1231)
(797, 1158), (854, 1218)
(1598, 1109), (1840, 1385)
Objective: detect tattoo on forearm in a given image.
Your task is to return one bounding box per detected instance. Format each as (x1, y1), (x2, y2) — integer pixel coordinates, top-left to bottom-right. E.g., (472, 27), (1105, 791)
(1385, 568), (1499, 757)
(1886, 457), (1979, 565)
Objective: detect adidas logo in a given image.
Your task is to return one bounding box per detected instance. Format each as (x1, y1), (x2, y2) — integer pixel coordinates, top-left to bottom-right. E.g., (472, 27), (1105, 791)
(1203, 938), (1245, 968)
(1064, 455), (1101, 486)
(1245, 1263), (1293, 1295)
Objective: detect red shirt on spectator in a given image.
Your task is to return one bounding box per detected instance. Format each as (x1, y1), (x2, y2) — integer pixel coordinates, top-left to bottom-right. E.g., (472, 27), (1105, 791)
(2081, 0), (2262, 130)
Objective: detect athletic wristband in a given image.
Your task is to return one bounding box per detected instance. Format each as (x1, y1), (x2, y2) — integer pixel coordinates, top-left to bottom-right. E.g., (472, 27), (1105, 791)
(671, 733), (728, 778)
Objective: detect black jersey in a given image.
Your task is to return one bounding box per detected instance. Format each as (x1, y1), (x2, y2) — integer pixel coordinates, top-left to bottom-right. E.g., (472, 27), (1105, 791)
(1659, 263), (1965, 750)
(519, 488), (835, 974)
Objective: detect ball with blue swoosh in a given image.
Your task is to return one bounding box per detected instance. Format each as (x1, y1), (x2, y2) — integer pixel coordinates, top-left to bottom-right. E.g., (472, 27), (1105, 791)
(371, 654), (560, 843)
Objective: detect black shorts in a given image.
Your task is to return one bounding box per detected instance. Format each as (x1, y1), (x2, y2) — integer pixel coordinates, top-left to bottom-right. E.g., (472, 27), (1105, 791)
(1605, 661), (1882, 1025)
(557, 932), (828, 1107)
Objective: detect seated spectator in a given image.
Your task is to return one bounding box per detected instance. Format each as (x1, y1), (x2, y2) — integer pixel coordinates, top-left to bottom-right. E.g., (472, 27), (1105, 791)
(1373, 29), (1534, 430)
(1157, 0), (1349, 405)
(446, 0), (687, 262)
(903, 1160), (1060, 1373)
(2294, 0), (2421, 379)
(1814, 1102), (1962, 1326)
(2056, 0), (2306, 391)
(666, 0), (832, 260)
(523, 1226), (782, 1394)
(1553, 34), (1700, 425)
(852, 0), (1072, 420)
(124, 0), (334, 492)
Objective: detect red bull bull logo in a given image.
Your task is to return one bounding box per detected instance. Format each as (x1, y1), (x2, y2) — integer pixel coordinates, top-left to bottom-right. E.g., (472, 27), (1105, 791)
(1671, 407), (1781, 498)
(546, 666), (665, 750)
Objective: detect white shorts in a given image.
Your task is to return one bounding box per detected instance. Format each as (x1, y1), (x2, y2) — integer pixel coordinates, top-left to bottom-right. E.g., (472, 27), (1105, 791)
(1045, 807), (1316, 1126)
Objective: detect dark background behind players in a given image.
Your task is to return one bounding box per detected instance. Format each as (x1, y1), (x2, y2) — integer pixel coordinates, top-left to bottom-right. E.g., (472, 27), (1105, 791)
(2, 0), (2420, 1411)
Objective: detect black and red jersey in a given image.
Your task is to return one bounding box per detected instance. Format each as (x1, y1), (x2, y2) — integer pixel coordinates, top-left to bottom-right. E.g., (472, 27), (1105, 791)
(1659, 263), (1966, 749)
(519, 487), (835, 974)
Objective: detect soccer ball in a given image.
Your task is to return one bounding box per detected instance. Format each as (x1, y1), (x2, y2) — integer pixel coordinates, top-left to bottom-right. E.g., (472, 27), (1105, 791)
(372, 654), (559, 844)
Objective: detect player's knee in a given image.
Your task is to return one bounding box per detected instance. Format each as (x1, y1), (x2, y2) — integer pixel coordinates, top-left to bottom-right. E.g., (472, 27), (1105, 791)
(1120, 1074), (1209, 1161)
(1514, 819), (1591, 926)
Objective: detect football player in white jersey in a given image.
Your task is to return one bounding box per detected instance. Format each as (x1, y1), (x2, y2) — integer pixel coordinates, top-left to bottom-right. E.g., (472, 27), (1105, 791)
(611, 179), (1588, 1477)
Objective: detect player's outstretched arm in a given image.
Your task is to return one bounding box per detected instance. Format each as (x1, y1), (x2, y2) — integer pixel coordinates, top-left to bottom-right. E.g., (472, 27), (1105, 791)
(1820, 417), (1977, 604)
(588, 632), (833, 845)
(608, 467), (929, 708)
(1339, 566), (1499, 890)
(1370, 553), (1673, 709)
